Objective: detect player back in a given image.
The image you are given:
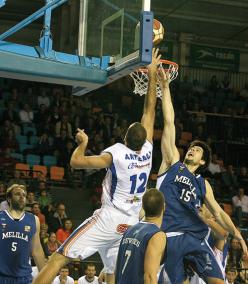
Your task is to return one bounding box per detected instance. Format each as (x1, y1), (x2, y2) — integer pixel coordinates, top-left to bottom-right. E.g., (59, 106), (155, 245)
(156, 161), (208, 239)
(115, 221), (161, 284)
(0, 210), (36, 280)
(102, 141), (152, 216)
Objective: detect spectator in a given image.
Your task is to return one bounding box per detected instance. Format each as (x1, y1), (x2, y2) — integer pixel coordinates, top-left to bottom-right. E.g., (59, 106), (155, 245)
(238, 253), (248, 283)
(48, 203), (68, 233)
(208, 153), (221, 176)
(237, 167), (248, 191)
(0, 148), (17, 171)
(208, 75), (220, 93)
(32, 203), (46, 225)
(0, 183), (6, 203)
(225, 267), (239, 284)
(55, 115), (73, 139)
(52, 267), (74, 284)
(36, 132), (52, 156)
(221, 165), (238, 195)
(228, 238), (242, 269)
(8, 170), (27, 187)
(232, 187), (248, 227)
(43, 232), (60, 257)
(2, 101), (19, 124)
(239, 83), (248, 100)
(19, 103), (34, 125)
(78, 263), (98, 284)
(2, 129), (19, 152)
(38, 189), (52, 210)
(25, 191), (37, 212)
(56, 218), (73, 244)
(37, 89), (50, 108)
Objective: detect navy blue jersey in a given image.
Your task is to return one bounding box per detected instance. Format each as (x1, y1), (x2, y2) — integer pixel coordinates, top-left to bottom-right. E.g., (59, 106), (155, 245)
(115, 221), (161, 284)
(0, 210), (36, 278)
(157, 161), (208, 239)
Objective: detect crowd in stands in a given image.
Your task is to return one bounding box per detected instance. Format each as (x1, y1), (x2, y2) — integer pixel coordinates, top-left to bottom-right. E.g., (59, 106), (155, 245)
(0, 72), (248, 282)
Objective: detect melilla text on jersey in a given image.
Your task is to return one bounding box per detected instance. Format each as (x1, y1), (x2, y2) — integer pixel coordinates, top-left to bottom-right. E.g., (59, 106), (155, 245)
(175, 175), (197, 200)
(2, 231), (29, 242)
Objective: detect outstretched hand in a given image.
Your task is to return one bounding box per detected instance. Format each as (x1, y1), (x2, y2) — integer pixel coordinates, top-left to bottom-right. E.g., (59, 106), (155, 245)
(158, 67), (170, 90)
(75, 128), (88, 145)
(147, 48), (161, 72)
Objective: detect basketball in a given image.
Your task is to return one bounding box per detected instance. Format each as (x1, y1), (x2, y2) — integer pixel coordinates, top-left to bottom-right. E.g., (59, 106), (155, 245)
(153, 19), (164, 45)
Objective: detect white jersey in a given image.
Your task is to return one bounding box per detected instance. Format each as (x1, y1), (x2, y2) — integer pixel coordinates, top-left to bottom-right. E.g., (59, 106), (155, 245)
(52, 275), (74, 284)
(102, 141), (153, 216)
(78, 275), (99, 284)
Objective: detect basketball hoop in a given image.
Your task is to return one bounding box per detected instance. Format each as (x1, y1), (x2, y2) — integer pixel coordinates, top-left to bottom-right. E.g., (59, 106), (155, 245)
(130, 59), (179, 99)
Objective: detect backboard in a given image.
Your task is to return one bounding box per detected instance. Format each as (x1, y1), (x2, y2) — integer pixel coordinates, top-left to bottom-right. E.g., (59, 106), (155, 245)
(73, 0), (153, 95)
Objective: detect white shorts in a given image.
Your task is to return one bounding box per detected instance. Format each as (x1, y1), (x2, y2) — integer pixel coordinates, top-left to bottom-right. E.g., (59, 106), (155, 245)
(58, 205), (138, 273)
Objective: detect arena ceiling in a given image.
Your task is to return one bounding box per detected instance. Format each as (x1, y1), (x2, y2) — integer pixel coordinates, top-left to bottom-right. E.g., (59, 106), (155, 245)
(0, 0), (248, 49)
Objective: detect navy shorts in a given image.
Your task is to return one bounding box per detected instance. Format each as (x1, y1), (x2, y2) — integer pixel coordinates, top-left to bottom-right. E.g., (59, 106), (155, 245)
(0, 275), (32, 284)
(159, 233), (224, 284)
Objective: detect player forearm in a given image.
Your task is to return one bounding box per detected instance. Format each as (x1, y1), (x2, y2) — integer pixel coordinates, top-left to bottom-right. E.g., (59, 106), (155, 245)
(216, 210), (241, 238)
(144, 69), (157, 112)
(33, 247), (46, 271)
(162, 85), (175, 125)
(144, 272), (158, 284)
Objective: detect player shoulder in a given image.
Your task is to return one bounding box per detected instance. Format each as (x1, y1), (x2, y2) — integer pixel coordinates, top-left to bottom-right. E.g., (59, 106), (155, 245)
(149, 231), (166, 247)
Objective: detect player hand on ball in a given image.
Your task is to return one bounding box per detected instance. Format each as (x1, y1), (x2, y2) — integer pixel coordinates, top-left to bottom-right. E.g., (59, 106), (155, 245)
(75, 128), (89, 145)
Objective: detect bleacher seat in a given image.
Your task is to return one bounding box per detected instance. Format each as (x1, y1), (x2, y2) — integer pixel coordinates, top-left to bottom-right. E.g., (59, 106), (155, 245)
(10, 152), (24, 162)
(50, 166), (65, 180)
(15, 163), (30, 177)
(26, 154), (41, 166)
(33, 165), (47, 178)
(16, 135), (28, 144)
(43, 155), (57, 167)
(30, 136), (39, 145)
(23, 126), (37, 136)
(19, 143), (34, 153)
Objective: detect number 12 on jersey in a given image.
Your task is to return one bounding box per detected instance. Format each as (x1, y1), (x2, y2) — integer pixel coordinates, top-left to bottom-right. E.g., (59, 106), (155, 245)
(130, 173), (147, 194)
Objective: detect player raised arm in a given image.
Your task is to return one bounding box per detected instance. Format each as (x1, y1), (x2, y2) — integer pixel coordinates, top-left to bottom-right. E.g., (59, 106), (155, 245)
(204, 180), (247, 255)
(158, 69), (180, 175)
(32, 216), (46, 271)
(70, 129), (112, 169)
(141, 48), (161, 143)
(144, 231), (166, 284)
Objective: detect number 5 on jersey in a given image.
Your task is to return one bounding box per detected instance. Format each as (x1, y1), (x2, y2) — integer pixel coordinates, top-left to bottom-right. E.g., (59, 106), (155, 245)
(130, 173), (147, 194)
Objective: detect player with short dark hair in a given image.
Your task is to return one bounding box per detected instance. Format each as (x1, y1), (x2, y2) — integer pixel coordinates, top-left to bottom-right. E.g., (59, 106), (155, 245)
(115, 188), (166, 284)
(33, 49), (161, 284)
(156, 70), (247, 284)
(0, 184), (45, 284)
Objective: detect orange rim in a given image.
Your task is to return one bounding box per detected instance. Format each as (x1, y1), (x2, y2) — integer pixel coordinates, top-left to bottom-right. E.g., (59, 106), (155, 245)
(138, 59), (178, 73)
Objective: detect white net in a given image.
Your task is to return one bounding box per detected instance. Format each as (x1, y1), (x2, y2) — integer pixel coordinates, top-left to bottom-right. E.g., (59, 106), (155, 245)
(130, 61), (178, 98)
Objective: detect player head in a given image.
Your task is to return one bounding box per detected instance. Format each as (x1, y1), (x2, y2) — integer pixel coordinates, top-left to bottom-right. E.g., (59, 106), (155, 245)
(184, 140), (211, 173)
(124, 122), (147, 151)
(6, 184), (27, 211)
(142, 188), (165, 218)
(85, 263), (96, 279)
